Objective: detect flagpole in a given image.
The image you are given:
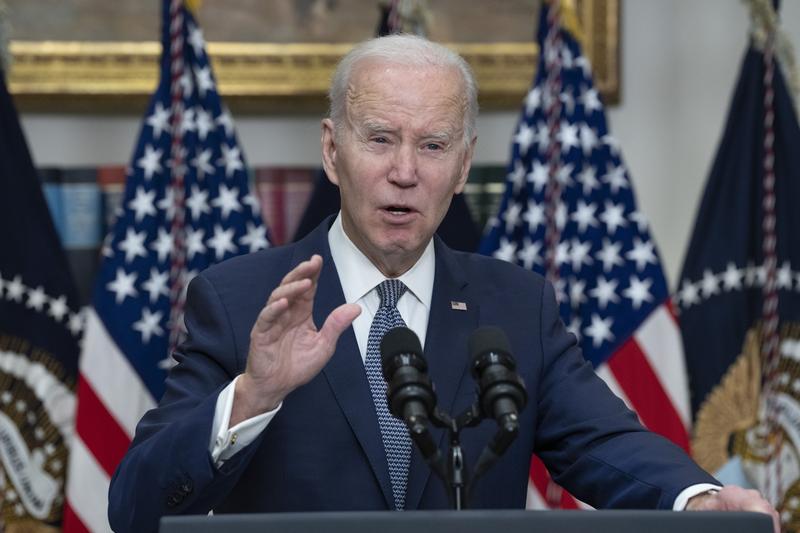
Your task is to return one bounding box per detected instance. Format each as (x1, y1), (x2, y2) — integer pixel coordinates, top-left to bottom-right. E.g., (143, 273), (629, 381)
(759, 16), (783, 508)
(542, 0), (565, 285)
(167, 0), (188, 356)
(540, 0), (568, 508)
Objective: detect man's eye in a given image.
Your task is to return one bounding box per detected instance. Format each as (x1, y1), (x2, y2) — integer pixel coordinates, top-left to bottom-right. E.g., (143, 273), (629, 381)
(371, 136), (388, 144)
(425, 143), (443, 151)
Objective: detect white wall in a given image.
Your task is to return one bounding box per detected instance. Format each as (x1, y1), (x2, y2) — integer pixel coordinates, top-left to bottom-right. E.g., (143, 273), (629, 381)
(18, 0), (800, 287)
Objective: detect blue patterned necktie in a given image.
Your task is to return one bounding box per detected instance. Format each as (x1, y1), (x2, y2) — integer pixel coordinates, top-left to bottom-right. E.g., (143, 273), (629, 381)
(364, 279), (412, 510)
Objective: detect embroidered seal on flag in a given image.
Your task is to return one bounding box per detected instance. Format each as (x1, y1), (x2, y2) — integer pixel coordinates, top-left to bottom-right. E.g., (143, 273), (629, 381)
(693, 322), (800, 530)
(0, 336), (75, 526)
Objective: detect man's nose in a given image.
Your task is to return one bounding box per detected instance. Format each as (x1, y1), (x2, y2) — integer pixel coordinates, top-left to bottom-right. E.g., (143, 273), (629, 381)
(388, 144), (418, 187)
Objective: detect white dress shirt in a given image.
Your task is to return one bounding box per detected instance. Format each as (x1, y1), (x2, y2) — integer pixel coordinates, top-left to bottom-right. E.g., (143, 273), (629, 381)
(206, 213), (717, 508)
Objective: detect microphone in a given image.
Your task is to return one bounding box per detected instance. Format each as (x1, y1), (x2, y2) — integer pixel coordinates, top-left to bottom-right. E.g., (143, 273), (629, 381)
(469, 326), (527, 434)
(380, 327), (438, 456)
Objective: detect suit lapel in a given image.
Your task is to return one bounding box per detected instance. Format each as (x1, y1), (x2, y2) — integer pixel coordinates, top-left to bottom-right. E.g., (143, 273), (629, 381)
(405, 238), (478, 510)
(294, 221), (395, 508)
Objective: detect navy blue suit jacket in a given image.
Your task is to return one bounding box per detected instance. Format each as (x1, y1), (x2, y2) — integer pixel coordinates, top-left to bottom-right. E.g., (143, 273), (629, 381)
(108, 219), (716, 532)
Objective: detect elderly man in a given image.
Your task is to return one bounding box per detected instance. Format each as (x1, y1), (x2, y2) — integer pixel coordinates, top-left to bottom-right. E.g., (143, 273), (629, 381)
(108, 35), (778, 532)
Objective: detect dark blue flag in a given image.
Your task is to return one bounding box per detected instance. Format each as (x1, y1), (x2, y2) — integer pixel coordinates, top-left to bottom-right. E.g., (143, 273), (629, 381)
(676, 10), (800, 528)
(0, 68), (81, 528)
(63, 2), (270, 531)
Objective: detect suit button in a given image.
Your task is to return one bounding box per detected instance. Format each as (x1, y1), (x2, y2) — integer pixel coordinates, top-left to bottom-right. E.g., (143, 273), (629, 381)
(180, 481), (193, 494)
(166, 495), (178, 508)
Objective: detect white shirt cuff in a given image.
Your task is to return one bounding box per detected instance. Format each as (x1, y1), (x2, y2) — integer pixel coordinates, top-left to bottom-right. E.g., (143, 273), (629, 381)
(673, 483), (723, 510)
(209, 375), (281, 465)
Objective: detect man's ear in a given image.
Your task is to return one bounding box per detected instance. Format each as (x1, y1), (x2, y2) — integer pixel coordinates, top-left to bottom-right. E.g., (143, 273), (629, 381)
(454, 135), (477, 194)
(321, 118), (340, 186)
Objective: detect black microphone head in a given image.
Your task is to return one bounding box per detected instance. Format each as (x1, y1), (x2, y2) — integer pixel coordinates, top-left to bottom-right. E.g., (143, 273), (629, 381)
(469, 326), (512, 363)
(381, 326), (422, 358)
(468, 326), (528, 421)
(380, 326), (423, 376)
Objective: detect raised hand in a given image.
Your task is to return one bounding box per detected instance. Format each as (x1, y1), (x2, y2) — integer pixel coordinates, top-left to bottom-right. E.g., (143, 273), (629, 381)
(231, 255), (361, 425)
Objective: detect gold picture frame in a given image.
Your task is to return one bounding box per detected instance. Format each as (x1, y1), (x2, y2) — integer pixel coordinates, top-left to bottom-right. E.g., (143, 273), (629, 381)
(6, 0), (619, 113)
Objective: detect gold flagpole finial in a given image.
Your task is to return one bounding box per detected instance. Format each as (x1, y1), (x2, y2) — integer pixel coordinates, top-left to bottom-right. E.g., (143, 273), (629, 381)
(745, 0), (799, 111)
(544, 0), (585, 47)
(184, 0), (202, 15)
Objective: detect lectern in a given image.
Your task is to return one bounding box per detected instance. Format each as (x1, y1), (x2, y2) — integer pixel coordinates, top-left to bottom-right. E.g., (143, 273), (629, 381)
(160, 509), (772, 533)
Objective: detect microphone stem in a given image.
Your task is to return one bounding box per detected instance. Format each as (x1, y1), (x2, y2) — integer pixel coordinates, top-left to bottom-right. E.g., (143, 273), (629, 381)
(448, 439), (467, 510)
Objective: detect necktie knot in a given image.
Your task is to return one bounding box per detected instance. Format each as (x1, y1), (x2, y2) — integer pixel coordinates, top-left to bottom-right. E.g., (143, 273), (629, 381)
(377, 279), (407, 309)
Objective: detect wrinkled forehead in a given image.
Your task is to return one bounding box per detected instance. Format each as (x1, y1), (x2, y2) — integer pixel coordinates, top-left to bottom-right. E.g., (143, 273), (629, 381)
(344, 59), (468, 125)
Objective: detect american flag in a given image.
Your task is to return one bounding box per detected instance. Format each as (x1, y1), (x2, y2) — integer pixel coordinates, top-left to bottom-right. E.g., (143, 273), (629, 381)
(63, 2), (269, 531)
(479, 2), (691, 509)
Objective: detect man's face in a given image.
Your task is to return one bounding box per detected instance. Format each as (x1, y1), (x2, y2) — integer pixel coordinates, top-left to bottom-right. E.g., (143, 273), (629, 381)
(321, 60), (475, 277)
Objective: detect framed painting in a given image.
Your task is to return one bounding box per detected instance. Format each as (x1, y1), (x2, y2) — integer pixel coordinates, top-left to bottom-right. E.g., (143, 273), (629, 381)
(5, 0), (619, 113)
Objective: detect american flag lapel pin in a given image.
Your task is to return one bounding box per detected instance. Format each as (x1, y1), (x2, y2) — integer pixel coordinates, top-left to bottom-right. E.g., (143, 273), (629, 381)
(450, 301), (467, 311)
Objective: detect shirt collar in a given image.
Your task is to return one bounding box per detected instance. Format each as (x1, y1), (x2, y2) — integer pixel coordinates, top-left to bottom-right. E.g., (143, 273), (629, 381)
(327, 213), (434, 309)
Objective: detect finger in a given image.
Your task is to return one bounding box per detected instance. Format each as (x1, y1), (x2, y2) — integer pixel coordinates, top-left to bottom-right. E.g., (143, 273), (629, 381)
(741, 499), (782, 533)
(307, 254), (324, 285)
(317, 303), (361, 350)
(715, 487), (780, 532)
(266, 278), (313, 306)
(280, 255), (323, 286)
(252, 297), (290, 336)
(740, 498), (780, 530)
(293, 255), (325, 306)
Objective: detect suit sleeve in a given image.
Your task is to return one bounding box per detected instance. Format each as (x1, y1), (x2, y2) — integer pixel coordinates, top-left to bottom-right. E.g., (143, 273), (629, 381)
(108, 274), (266, 533)
(531, 281), (717, 509)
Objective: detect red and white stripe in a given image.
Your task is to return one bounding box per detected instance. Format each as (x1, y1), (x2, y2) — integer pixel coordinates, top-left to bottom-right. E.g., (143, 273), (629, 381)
(526, 301), (691, 509)
(64, 310), (156, 532)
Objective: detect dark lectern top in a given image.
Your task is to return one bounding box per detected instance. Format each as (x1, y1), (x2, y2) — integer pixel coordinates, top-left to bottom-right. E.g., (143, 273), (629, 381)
(160, 509), (772, 533)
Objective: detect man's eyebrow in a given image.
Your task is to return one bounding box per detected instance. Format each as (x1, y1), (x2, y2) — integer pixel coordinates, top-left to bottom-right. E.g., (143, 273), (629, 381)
(424, 132), (454, 143)
(357, 121), (457, 144)
(361, 121), (395, 134)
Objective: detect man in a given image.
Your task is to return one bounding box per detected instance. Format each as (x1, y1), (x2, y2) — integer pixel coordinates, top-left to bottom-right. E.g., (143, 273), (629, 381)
(108, 35), (778, 532)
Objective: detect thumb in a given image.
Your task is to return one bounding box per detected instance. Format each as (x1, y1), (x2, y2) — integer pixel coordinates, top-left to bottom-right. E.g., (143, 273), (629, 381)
(318, 303), (361, 350)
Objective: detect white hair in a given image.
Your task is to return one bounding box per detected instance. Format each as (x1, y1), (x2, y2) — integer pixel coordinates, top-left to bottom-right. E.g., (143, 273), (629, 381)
(328, 34), (478, 145)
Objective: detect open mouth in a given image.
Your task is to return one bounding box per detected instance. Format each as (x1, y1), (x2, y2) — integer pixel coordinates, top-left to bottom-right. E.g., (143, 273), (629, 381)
(385, 205), (412, 215)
